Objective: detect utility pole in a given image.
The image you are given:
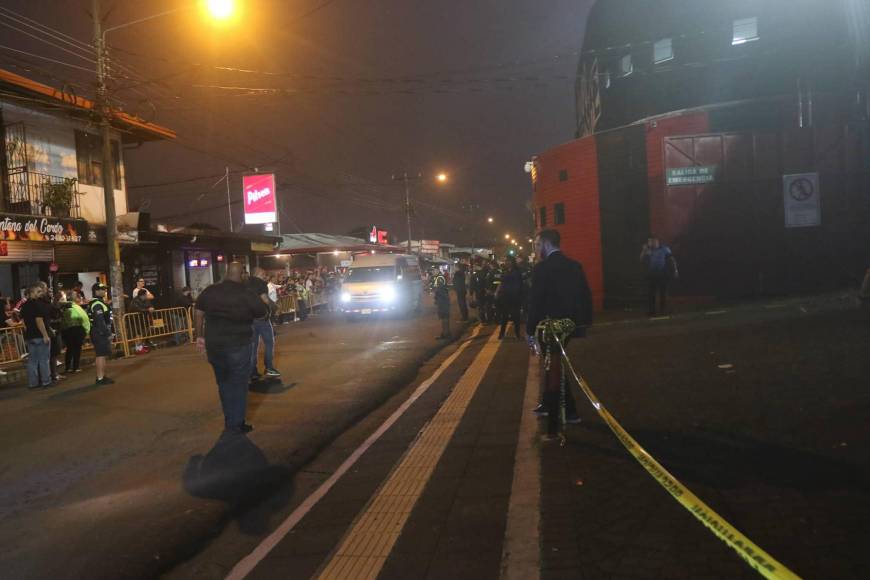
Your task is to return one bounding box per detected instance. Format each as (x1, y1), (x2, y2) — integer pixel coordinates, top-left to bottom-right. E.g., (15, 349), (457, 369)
(92, 0), (124, 322)
(225, 166), (232, 232)
(393, 172), (420, 254)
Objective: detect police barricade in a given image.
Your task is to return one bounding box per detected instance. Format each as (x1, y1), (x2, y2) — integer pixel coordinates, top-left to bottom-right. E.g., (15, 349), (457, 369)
(0, 325), (27, 367)
(276, 294), (297, 319)
(120, 307), (194, 358)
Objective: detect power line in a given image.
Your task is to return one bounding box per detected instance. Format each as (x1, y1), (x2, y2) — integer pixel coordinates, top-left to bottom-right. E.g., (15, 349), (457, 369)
(0, 43), (95, 74)
(0, 19), (96, 65)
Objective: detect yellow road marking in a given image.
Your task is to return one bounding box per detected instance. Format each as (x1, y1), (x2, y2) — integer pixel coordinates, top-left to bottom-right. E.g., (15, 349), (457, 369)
(315, 331), (502, 580)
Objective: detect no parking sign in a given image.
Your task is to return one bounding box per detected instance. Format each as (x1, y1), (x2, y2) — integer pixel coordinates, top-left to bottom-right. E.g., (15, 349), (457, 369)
(783, 173), (821, 228)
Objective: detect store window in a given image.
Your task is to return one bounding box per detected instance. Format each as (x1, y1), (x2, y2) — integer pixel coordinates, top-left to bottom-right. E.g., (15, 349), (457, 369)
(75, 130), (122, 189)
(554, 203), (565, 225)
(732, 17), (759, 46)
(539, 206), (547, 227)
(654, 38), (674, 64)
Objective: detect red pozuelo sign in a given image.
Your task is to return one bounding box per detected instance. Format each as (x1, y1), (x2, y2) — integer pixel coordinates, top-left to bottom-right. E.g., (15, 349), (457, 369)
(243, 174), (277, 225)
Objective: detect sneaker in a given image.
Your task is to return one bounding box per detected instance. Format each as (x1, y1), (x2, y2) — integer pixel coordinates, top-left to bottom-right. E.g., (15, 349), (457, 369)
(532, 404), (548, 417)
(96, 376), (115, 385)
(21, 352), (29, 359)
(565, 416), (582, 425)
(265, 368), (281, 377)
(0, 369), (7, 376)
(54, 374), (66, 381)
(72, 369), (82, 374)
(241, 423), (254, 433)
(56, 360), (63, 367)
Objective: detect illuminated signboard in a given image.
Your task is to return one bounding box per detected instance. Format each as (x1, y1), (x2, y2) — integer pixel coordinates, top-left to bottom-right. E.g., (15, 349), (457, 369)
(369, 226), (389, 245)
(243, 173), (277, 225)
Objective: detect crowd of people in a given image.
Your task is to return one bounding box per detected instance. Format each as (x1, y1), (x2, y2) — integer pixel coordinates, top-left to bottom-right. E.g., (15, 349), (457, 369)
(1, 281), (115, 387)
(442, 255), (534, 340)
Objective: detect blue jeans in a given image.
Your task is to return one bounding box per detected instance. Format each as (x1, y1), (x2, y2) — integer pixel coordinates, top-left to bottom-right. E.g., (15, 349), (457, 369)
(206, 343), (253, 430)
(26, 338), (51, 388)
(250, 319), (274, 373)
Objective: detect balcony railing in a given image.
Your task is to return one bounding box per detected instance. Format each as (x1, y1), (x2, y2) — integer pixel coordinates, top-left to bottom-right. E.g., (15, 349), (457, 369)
(4, 170), (82, 219)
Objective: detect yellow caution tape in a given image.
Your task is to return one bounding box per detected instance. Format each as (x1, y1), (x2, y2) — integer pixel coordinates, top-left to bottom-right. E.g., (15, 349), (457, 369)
(544, 324), (801, 580)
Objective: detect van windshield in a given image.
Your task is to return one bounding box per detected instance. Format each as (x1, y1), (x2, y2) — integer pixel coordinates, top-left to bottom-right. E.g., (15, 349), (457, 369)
(346, 266), (396, 283)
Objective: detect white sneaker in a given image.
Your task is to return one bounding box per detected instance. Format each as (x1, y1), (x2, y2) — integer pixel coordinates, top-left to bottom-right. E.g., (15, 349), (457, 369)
(0, 369), (7, 376)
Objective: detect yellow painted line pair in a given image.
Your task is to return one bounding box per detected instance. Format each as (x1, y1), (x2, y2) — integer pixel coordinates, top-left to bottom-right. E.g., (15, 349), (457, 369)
(315, 331), (502, 580)
(553, 335), (801, 580)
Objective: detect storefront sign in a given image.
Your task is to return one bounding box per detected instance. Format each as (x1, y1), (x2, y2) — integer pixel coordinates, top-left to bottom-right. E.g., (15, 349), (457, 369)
(783, 173), (821, 228)
(243, 173), (277, 225)
(420, 240), (440, 255)
(369, 226), (389, 245)
(0, 214), (88, 243)
(666, 165), (717, 186)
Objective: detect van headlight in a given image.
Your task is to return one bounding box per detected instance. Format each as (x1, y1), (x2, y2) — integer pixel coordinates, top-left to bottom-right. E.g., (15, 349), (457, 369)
(340, 292), (351, 303)
(382, 285), (397, 302)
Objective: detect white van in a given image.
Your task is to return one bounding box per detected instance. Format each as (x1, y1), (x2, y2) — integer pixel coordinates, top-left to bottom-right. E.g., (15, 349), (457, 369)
(340, 253), (423, 316)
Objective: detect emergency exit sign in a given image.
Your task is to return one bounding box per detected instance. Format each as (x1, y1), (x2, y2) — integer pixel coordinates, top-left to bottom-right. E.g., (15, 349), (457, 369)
(666, 165), (717, 186)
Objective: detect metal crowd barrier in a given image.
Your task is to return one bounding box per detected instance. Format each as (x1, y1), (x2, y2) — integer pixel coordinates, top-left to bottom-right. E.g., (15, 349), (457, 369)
(0, 325), (27, 367)
(120, 306), (194, 358)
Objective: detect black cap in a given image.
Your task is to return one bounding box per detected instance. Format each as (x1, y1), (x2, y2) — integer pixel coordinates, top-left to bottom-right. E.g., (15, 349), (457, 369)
(92, 283), (107, 294)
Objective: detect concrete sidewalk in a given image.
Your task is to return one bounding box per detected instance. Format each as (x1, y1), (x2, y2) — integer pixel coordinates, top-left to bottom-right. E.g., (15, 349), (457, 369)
(224, 301), (868, 580)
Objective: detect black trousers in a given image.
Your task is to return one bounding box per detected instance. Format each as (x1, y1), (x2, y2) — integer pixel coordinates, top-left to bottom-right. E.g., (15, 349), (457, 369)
(62, 326), (86, 371)
(648, 274), (669, 316)
(455, 290), (468, 320)
(498, 300), (522, 337)
(541, 335), (577, 435)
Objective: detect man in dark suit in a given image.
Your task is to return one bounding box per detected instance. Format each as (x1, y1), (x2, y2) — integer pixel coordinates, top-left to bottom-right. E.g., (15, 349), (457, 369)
(527, 229), (593, 437)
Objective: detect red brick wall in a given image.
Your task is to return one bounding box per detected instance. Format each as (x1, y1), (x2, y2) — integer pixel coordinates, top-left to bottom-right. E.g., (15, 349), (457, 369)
(532, 137), (604, 311)
(645, 112), (710, 243)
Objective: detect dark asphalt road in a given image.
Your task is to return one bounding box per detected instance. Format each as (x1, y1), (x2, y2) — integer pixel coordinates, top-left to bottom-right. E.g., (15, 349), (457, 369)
(1, 295), (867, 579)
(0, 303), (468, 579)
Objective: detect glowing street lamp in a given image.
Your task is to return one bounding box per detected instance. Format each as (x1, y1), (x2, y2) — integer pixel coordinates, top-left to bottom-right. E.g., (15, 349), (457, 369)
(436, 172), (448, 183)
(504, 234), (510, 240)
(206, 0), (236, 20)
(487, 217), (494, 223)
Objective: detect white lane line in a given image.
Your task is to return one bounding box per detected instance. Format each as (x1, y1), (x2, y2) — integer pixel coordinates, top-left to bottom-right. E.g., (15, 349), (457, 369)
(225, 325), (483, 580)
(500, 352), (541, 580)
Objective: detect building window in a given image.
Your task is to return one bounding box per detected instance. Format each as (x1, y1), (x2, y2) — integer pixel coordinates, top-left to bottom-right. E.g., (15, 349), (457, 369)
(554, 203), (565, 225)
(732, 17), (759, 46)
(539, 206), (547, 228)
(653, 38), (673, 64)
(559, 169), (569, 182)
(619, 54), (633, 77)
(75, 130), (122, 190)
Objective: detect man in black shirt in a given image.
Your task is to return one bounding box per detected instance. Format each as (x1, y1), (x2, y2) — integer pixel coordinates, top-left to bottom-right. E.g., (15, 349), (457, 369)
(20, 283), (52, 388)
(195, 262), (269, 434)
(528, 229), (593, 437)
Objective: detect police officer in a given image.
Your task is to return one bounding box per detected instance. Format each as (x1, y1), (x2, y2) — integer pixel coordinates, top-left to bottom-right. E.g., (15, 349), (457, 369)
(453, 263), (469, 321)
(88, 283), (115, 385)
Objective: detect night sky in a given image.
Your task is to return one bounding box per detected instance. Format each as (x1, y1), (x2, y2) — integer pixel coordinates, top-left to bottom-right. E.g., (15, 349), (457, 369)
(1, 0), (593, 244)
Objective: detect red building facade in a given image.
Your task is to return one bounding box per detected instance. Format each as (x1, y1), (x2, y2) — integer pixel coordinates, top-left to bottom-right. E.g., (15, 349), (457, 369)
(532, 103), (870, 306)
(531, 137), (604, 311)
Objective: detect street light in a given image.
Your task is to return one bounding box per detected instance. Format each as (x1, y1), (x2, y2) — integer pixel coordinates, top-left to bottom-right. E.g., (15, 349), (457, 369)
(487, 217), (493, 223)
(393, 171), (448, 253)
(504, 234), (510, 240)
(92, 0), (239, 323)
(206, 0), (236, 19)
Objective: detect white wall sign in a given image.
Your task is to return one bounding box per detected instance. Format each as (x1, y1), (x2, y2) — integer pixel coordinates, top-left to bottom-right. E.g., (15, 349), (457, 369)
(783, 173), (821, 228)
